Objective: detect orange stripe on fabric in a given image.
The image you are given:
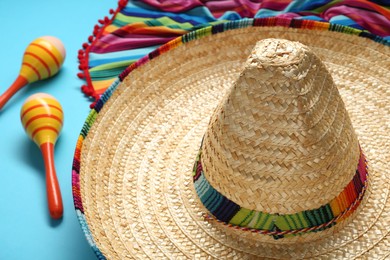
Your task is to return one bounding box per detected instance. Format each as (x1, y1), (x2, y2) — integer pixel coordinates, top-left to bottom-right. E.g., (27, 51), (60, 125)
(30, 43), (60, 68)
(24, 114), (62, 129)
(32, 126), (59, 139)
(329, 198), (341, 216)
(21, 104), (62, 120)
(22, 62), (41, 80)
(338, 191), (349, 212)
(25, 52), (51, 76)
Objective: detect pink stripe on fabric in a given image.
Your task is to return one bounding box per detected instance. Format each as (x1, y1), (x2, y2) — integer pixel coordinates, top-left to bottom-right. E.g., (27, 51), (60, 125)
(91, 36), (176, 53)
(358, 152), (368, 182)
(277, 12), (301, 19)
(204, 0), (262, 17)
(324, 6), (390, 36)
(139, 0), (204, 12)
(260, 0), (291, 10)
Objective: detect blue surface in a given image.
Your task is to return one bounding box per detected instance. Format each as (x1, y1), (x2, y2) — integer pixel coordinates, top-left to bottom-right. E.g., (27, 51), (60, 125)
(0, 0), (115, 259)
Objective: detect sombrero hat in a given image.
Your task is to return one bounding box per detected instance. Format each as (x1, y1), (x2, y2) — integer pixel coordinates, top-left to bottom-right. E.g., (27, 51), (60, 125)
(72, 18), (390, 259)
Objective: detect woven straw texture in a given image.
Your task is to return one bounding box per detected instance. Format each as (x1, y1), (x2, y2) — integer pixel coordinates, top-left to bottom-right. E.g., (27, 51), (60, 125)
(74, 21), (390, 259)
(201, 39), (360, 214)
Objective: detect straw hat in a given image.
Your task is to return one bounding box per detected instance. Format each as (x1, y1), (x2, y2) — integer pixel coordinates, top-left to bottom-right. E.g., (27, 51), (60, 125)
(72, 18), (390, 259)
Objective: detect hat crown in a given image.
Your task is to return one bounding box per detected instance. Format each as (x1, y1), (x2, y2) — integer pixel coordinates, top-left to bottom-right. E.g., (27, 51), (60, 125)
(201, 39), (360, 214)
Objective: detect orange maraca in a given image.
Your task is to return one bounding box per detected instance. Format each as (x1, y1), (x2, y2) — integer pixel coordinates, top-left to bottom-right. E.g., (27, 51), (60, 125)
(0, 36), (66, 110)
(20, 93), (64, 219)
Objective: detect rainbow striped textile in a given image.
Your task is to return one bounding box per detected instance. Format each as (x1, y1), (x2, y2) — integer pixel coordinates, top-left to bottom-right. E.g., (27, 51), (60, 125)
(78, 0), (390, 106)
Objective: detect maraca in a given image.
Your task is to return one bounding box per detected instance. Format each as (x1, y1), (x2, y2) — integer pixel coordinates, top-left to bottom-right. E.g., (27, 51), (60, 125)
(20, 93), (64, 219)
(0, 36), (66, 110)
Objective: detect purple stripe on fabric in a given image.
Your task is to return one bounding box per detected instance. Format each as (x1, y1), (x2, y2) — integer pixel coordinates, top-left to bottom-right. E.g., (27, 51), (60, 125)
(358, 152), (368, 182)
(323, 6), (390, 36)
(72, 170), (84, 212)
(137, 0), (204, 13)
(260, 0), (292, 11)
(194, 160), (202, 181)
(352, 173), (364, 197)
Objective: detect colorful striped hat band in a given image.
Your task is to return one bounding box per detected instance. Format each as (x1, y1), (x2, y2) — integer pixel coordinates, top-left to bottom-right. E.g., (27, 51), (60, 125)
(193, 39), (367, 240)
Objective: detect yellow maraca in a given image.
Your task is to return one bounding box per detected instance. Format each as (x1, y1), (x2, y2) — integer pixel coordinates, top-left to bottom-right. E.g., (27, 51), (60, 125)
(0, 36), (66, 110)
(20, 93), (64, 219)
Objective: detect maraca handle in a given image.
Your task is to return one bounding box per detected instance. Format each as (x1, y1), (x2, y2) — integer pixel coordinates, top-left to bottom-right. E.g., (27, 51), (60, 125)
(40, 142), (63, 219)
(0, 75), (28, 110)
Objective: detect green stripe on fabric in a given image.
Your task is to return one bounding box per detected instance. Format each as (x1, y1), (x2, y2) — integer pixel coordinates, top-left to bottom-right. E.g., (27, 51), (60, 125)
(254, 213), (274, 230)
(115, 13), (152, 24)
(247, 212), (260, 228)
(289, 214), (302, 229)
(250, 212), (262, 229)
(90, 60), (135, 72)
(194, 26), (213, 39)
(287, 214), (298, 229)
(329, 23), (361, 35)
(303, 210), (317, 227)
(295, 212), (309, 228)
(90, 67), (129, 80)
(324, 204), (334, 222)
(240, 210), (255, 226)
(274, 215), (293, 231)
(229, 208), (252, 226)
(112, 19), (133, 28)
(182, 26), (213, 43)
(145, 17), (194, 30)
(313, 209), (324, 226)
(224, 19), (253, 31)
(81, 110), (98, 138)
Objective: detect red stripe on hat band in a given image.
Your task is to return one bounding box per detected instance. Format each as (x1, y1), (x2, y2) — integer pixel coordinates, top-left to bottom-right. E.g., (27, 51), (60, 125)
(25, 52), (51, 76)
(24, 114), (62, 129)
(32, 126), (59, 139)
(30, 43), (60, 68)
(21, 104), (62, 120)
(22, 62), (41, 80)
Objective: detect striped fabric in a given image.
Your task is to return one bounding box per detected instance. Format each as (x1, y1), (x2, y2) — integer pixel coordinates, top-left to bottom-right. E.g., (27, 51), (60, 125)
(78, 0), (390, 105)
(193, 149), (368, 239)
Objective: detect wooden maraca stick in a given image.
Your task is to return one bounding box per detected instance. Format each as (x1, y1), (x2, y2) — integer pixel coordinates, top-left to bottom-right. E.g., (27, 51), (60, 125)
(0, 76), (28, 109)
(0, 36), (66, 110)
(21, 93), (64, 219)
(41, 142), (63, 219)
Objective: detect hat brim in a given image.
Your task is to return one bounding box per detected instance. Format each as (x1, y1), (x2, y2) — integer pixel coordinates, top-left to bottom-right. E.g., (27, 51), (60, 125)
(73, 18), (390, 259)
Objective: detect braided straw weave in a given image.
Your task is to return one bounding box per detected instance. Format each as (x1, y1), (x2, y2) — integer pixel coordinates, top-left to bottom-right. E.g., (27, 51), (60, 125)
(74, 19), (390, 259)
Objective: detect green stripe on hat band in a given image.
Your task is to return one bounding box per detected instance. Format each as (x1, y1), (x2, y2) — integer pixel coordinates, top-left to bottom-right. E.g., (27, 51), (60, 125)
(193, 148), (368, 239)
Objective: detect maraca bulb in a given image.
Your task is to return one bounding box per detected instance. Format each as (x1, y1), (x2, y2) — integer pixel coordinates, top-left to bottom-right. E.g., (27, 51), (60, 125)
(20, 93), (63, 146)
(20, 36), (66, 84)
(0, 36), (65, 111)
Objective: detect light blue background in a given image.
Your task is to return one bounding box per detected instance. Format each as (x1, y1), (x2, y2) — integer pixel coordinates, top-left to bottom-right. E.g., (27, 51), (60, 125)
(0, 0), (115, 259)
